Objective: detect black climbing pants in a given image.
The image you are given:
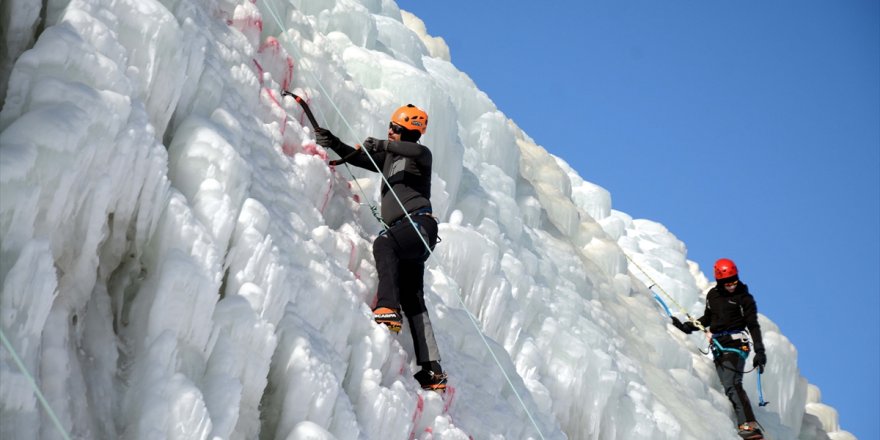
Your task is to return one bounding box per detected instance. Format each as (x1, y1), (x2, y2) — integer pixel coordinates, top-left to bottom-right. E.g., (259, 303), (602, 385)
(715, 351), (756, 425)
(373, 214), (440, 364)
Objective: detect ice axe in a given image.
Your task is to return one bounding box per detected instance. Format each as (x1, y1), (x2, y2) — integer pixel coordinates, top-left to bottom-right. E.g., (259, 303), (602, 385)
(281, 90), (320, 129)
(281, 90), (362, 166)
(647, 284), (673, 317)
(757, 371), (770, 407)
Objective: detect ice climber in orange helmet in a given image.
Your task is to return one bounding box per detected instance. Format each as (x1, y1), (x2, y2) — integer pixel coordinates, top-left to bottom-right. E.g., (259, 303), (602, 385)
(670, 258), (768, 439)
(314, 104), (446, 392)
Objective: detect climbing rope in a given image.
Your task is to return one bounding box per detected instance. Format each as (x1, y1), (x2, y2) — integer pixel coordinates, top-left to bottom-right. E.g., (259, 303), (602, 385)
(0, 327), (72, 440)
(260, 3), (547, 438)
(623, 253), (706, 330)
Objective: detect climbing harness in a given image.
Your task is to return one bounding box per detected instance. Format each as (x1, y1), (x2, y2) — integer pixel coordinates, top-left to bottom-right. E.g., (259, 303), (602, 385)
(385, 207), (433, 229)
(711, 340), (758, 375)
(711, 330), (751, 360)
(263, 2), (547, 437)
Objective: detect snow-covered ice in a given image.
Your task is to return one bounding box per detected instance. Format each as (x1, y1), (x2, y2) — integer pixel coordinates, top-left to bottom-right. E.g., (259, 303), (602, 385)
(0, 0), (856, 439)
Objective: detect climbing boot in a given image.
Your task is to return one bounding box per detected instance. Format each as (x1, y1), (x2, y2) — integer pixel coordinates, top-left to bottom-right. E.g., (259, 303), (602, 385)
(737, 421), (764, 439)
(373, 307), (402, 333)
(414, 369), (448, 392)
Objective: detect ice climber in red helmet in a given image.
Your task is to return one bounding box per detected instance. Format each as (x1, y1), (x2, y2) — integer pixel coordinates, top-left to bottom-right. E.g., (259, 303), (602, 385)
(670, 258), (767, 439)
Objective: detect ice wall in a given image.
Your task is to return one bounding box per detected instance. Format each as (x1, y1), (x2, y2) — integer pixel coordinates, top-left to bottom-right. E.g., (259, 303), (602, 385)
(0, 0), (855, 439)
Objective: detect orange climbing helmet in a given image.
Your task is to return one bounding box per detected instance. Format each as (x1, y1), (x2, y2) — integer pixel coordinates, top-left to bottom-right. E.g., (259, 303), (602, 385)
(714, 258), (738, 281)
(390, 104), (428, 134)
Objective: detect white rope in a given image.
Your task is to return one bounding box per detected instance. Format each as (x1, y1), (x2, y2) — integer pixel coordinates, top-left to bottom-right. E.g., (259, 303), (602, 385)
(0, 327), (72, 440)
(623, 252), (708, 332)
(260, 3), (547, 437)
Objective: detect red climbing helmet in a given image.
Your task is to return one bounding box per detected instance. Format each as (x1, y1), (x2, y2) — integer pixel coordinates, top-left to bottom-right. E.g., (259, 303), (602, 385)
(714, 258), (738, 280)
(390, 104), (428, 134)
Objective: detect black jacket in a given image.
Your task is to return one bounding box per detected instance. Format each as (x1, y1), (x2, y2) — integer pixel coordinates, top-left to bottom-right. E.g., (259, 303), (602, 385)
(687, 283), (765, 354)
(329, 139), (432, 225)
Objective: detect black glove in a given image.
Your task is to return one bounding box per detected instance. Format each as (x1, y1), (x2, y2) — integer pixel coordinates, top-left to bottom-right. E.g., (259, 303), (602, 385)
(315, 128), (340, 150)
(671, 316), (694, 334)
(362, 137), (387, 152)
(753, 352), (767, 373)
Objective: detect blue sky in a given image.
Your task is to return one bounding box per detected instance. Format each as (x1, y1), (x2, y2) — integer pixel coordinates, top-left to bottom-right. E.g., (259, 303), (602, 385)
(397, 1), (879, 438)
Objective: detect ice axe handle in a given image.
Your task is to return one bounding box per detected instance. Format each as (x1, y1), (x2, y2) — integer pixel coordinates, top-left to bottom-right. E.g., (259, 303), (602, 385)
(328, 144), (363, 166)
(281, 90), (361, 167)
(757, 372), (770, 407)
(281, 90), (320, 129)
